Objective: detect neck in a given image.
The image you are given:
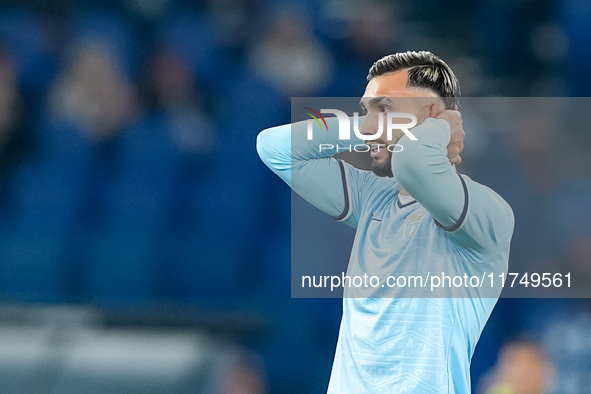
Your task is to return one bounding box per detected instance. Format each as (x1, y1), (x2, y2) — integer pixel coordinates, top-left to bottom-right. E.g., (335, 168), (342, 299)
(399, 186), (409, 196)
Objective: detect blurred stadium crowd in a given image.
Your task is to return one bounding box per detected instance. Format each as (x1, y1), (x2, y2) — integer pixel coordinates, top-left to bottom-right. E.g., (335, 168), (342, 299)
(0, 0), (590, 392)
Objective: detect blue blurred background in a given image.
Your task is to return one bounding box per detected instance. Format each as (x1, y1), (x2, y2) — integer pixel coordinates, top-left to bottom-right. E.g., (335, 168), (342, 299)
(0, 0), (590, 393)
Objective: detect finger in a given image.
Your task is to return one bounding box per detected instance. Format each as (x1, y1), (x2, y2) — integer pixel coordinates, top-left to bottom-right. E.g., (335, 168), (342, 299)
(447, 145), (461, 159)
(452, 140), (463, 152)
(450, 155), (462, 165)
(450, 131), (464, 143)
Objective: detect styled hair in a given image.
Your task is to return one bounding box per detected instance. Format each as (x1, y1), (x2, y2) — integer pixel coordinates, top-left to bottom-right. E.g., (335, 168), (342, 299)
(367, 51), (460, 109)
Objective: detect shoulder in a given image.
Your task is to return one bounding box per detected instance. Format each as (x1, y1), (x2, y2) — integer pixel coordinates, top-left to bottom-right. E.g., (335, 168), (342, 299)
(461, 174), (514, 225)
(448, 174), (515, 256)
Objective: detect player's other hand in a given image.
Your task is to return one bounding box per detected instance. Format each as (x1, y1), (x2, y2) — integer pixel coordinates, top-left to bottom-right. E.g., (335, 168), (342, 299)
(436, 106), (464, 165)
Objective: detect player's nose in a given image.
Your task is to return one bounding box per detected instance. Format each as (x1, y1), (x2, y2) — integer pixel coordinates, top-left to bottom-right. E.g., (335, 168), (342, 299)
(358, 115), (379, 136)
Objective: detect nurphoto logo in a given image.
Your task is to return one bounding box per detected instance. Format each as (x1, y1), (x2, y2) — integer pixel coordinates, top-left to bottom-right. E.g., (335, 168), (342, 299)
(304, 108), (418, 153)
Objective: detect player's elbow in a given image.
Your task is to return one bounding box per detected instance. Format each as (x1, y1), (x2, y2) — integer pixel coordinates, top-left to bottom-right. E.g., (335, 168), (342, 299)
(256, 126), (290, 169)
(501, 201), (516, 241)
(256, 128), (272, 164)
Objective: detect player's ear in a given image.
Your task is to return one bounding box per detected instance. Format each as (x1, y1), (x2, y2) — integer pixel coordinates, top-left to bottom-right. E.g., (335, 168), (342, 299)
(428, 102), (442, 118)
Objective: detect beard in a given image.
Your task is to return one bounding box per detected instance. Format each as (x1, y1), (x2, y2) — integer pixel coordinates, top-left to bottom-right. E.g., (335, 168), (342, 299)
(370, 152), (394, 177)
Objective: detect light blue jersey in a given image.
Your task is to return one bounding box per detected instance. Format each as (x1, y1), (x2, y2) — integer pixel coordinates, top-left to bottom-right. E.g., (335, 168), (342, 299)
(257, 115), (514, 393)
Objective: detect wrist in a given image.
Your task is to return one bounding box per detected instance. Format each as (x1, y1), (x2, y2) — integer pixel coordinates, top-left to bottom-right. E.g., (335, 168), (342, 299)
(429, 117), (452, 145)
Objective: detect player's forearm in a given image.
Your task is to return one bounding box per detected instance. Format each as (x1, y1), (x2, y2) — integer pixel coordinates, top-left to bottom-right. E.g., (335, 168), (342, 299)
(256, 117), (363, 183)
(391, 117), (465, 228)
(257, 117), (364, 219)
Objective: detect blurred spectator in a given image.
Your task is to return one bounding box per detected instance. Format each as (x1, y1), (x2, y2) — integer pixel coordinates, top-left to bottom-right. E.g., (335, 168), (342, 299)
(206, 0), (261, 52)
(347, 1), (399, 63)
(203, 348), (268, 394)
(0, 6), (56, 107)
(0, 46), (33, 222)
(479, 341), (554, 394)
(156, 11), (224, 92)
(247, 10), (332, 96)
(138, 48), (221, 301)
(44, 38), (140, 235)
(44, 39), (147, 303)
(49, 41), (138, 141)
(142, 48), (216, 158)
(323, 1), (400, 96)
(221, 352), (267, 394)
(541, 305), (591, 393)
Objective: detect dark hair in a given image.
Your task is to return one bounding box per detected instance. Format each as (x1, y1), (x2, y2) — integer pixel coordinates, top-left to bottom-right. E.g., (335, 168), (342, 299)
(367, 51), (460, 109)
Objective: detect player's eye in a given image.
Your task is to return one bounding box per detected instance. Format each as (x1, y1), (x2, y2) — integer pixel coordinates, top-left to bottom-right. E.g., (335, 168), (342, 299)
(380, 105), (390, 113)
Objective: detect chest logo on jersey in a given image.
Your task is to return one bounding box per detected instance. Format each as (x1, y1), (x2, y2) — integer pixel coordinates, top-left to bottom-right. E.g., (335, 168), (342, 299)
(405, 210), (427, 238)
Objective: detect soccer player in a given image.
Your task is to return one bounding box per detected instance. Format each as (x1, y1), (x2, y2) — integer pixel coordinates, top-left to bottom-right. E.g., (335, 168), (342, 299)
(257, 51), (514, 393)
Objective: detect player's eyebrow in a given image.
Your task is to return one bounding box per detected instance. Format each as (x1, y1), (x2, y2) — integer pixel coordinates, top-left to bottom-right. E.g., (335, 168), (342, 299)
(360, 97), (392, 115)
(359, 97), (393, 109)
(369, 97), (388, 106)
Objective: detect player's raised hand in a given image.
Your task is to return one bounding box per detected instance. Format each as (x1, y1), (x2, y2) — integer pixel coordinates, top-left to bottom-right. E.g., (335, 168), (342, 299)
(436, 106), (464, 165)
